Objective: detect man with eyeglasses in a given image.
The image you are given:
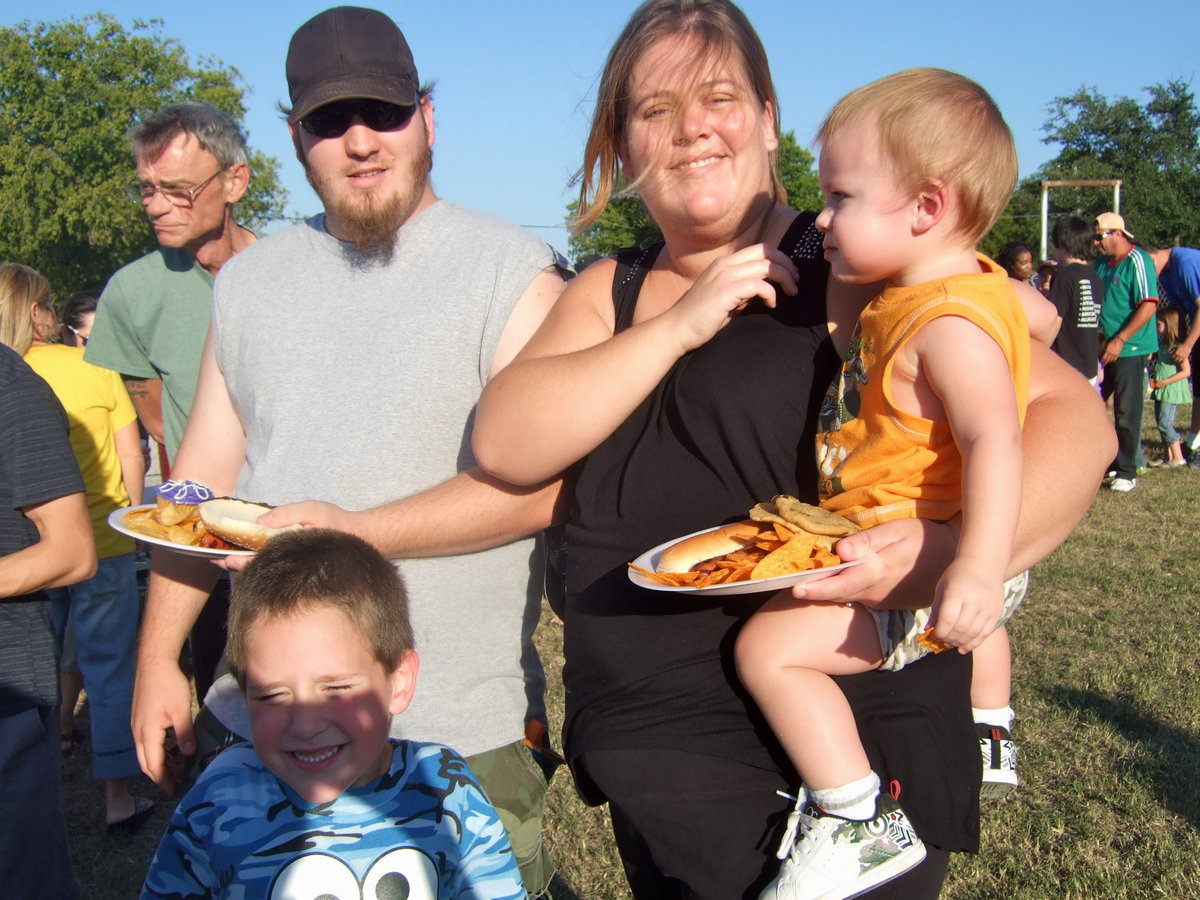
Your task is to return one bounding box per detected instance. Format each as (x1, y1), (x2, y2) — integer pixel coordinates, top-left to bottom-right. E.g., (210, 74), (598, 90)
(86, 103), (256, 701)
(1093, 212), (1160, 492)
(86, 103), (255, 462)
(132, 8), (567, 895)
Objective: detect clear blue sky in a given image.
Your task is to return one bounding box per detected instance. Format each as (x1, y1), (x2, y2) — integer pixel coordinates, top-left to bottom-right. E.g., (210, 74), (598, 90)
(13, 1), (1200, 258)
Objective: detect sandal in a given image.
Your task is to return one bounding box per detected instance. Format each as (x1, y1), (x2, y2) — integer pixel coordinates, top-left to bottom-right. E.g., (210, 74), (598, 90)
(106, 797), (156, 834)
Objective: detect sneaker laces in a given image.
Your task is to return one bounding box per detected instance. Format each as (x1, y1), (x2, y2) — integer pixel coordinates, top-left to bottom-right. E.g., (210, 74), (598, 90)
(773, 788), (818, 861)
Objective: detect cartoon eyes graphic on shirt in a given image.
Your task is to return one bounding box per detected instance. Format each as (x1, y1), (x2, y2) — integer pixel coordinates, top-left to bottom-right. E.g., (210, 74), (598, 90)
(266, 848), (439, 900)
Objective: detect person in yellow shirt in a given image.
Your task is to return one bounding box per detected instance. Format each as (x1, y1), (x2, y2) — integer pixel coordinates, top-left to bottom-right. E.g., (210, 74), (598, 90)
(0, 263), (153, 831)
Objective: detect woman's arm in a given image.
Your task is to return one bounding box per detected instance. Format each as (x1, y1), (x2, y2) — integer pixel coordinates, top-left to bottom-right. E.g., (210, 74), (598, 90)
(473, 260), (682, 485)
(1013, 279), (1060, 346)
(474, 245), (799, 485)
(1009, 340), (1113, 571)
(798, 341), (1112, 608)
(114, 419), (146, 508)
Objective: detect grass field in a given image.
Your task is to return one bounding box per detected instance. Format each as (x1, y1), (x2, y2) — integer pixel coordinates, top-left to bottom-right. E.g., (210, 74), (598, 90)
(61, 410), (1200, 899)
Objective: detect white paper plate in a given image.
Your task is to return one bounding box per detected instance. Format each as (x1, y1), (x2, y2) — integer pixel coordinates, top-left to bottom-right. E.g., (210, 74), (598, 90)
(108, 505), (255, 559)
(627, 523), (867, 597)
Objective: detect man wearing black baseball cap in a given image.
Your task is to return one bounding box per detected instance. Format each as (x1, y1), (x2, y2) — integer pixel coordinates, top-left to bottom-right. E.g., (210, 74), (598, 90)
(286, 5), (419, 121)
(132, 8), (567, 894)
(284, 6), (434, 260)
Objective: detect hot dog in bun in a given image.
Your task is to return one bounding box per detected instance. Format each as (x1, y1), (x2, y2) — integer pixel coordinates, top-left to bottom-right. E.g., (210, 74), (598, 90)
(199, 498), (302, 551)
(655, 520), (764, 574)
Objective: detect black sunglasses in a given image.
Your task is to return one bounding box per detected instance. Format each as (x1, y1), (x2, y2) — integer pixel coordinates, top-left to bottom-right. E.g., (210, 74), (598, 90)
(299, 99), (417, 139)
(1093, 230), (1115, 241)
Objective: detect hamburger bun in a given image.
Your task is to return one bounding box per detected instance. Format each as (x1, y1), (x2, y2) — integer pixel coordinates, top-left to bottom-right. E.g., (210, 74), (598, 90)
(198, 498), (302, 551)
(656, 520), (764, 574)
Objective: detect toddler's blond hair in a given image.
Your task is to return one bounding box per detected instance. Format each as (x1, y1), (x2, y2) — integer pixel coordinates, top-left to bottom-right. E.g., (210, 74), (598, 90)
(818, 67), (1017, 245)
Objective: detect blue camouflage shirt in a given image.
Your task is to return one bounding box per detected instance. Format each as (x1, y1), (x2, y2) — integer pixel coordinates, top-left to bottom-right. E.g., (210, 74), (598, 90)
(141, 740), (526, 900)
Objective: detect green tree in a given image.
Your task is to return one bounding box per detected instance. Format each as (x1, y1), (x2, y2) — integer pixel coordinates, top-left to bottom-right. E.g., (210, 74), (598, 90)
(776, 129), (822, 215)
(985, 80), (1200, 257)
(566, 129), (821, 268)
(0, 15), (286, 296)
(566, 193), (660, 269)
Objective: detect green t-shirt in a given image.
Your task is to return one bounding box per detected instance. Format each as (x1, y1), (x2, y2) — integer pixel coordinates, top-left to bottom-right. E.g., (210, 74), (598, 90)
(85, 247), (214, 460)
(1096, 246), (1160, 358)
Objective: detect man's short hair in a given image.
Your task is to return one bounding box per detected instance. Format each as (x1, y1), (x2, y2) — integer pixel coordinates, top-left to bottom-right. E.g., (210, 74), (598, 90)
(1051, 216), (1095, 261)
(127, 103), (248, 168)
(818, 67), (1017, 246)
(226, 529), (413, 686)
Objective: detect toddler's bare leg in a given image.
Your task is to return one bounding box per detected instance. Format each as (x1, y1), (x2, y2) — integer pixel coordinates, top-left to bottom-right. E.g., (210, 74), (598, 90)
(736, 594), (882, 790)
(969, 625), (1012, 710)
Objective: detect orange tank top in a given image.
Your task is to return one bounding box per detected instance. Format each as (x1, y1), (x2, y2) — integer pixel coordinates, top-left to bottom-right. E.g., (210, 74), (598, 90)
(816, 255), (1030, 526)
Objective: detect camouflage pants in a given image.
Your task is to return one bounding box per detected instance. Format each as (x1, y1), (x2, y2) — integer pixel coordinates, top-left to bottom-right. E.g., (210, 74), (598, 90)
(466, 739), (557, 897)
(874, 569), (1029, 672)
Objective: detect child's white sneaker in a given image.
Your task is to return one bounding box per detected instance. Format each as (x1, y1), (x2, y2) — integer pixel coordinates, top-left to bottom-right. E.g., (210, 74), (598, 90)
(978, 723), (1019, 800)
(759, 789), (925, 900)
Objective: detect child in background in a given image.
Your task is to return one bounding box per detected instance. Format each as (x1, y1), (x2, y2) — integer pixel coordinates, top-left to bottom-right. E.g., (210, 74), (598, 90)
(1150, 307), (1192, 467)
(1035, 258), (1056, 297)
(737, 68), (1032, 900)
(141, 529), (526, 900)
(1048, 216), (1105, 383)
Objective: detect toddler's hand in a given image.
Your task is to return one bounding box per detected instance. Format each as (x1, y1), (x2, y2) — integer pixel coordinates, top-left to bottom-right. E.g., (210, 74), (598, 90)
(928, 557), (1004, 653)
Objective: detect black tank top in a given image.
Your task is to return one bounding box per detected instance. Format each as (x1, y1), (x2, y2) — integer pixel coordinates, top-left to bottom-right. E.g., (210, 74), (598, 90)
(562, 213), (978, 851)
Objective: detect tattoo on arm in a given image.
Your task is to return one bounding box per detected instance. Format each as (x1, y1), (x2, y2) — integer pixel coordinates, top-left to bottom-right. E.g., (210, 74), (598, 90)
(123, 378), (151, 399)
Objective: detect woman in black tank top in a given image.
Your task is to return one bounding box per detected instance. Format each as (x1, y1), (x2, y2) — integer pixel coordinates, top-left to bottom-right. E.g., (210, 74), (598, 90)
(473, 4), (1112, 898)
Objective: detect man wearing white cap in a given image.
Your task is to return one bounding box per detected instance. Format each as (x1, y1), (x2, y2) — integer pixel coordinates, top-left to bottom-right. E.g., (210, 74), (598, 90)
(1094, 212), (1159, 491)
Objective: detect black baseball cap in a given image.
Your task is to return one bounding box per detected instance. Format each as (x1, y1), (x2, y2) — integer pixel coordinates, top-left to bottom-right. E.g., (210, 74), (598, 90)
(286, 7), (419, 124)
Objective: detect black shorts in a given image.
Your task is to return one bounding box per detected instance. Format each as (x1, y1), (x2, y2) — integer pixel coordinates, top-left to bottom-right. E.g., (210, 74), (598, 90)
(577, 747), (950, 900)
(571, 648), (977, 899)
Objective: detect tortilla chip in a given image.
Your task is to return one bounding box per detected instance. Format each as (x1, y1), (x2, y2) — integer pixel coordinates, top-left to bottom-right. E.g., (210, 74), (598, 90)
(750, 533), (822, 579)
(811, 546), (841, 567)
(916, 626), (951, 654)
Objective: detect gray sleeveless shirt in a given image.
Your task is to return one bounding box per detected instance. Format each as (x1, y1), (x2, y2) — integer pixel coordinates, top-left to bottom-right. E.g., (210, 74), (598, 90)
(210, 200), (559, 756)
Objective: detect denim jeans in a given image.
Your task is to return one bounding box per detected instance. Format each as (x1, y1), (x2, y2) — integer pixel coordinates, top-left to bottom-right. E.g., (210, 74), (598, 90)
(1103, 356), (1147, 479)
(0, 707), (79, 898)
(1156, 399), (1181, 445)
(49, 552), (140, 780)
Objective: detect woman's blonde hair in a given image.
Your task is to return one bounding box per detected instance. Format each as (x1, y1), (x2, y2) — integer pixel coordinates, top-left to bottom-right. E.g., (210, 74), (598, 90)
(572, 0), (782, 234)
(817, 68), (1017, 246)
(0, 262), (53, 357)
